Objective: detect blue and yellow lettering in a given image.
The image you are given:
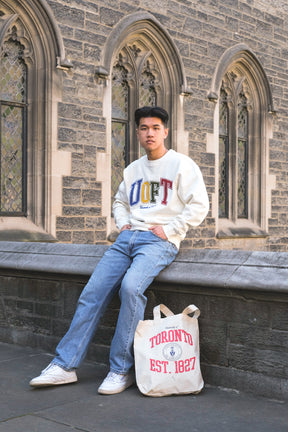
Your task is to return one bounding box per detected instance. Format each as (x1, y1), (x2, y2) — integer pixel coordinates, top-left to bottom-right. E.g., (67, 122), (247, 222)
(129, 179), (143, 206)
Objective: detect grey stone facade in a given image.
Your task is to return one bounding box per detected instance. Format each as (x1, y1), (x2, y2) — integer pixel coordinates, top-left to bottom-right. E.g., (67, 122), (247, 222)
(0, 0), (287, 251)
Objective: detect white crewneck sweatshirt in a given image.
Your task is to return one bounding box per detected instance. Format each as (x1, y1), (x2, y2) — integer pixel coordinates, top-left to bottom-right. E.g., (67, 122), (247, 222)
(113, 149), (209, 249)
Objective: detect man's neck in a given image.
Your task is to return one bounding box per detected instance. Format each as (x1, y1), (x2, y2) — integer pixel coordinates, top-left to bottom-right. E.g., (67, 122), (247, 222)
(146, 147), (168, 161)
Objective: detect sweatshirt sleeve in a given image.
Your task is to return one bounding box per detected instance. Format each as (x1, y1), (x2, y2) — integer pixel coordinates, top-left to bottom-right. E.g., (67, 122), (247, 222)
(162, 160), (209, 240)
(112, 180), (131, 230)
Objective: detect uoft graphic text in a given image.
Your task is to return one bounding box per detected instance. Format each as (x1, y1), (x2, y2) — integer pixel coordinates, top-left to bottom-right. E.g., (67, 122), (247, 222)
(129, 178), (173, 206)
(149, 329), (196, 374)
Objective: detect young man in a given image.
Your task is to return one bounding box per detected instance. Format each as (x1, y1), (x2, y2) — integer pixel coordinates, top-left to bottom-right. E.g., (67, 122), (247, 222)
(29, 106), (209, 394)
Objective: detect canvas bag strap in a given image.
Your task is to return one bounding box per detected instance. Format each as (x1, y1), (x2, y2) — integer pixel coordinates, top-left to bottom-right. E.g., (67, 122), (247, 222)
(182, 304), (200, 318)
(153, 304), (174, 321)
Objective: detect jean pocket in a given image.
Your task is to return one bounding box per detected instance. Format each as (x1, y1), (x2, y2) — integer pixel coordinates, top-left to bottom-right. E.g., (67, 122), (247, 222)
(149, 230), (167, 242)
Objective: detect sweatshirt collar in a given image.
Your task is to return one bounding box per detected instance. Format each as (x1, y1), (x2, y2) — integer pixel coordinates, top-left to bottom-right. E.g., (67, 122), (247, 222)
(144, 149), (173, 166)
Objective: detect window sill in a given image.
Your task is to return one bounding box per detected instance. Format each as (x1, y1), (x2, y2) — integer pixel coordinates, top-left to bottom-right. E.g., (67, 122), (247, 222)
(0, 217), (57, 242)
(217, 220), (268, 239)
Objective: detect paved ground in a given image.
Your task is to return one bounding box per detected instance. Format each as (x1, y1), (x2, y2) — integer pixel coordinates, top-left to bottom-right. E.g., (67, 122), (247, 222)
(0, 342), (287, 432)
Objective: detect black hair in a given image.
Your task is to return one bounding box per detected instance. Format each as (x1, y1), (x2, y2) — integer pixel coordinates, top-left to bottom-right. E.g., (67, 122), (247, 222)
(134, 106), (169, 127)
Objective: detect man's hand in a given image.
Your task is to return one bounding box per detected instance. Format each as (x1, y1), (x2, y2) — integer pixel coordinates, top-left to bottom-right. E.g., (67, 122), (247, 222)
(149, 225), (167, 240)
(120, 224), (131, 231)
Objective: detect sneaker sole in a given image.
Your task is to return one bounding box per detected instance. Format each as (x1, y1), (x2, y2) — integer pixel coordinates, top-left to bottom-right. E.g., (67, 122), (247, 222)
(29, 377), (78, 388)
(98, 378), (134, 395)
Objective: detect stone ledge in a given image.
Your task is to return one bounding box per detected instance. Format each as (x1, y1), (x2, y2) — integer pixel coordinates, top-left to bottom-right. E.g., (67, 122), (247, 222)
(0, 241), (287, 293)
(0, 241), (287, 400)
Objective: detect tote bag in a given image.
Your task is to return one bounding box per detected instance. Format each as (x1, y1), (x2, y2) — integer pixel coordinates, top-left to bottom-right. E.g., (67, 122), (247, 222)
(134, 303), (204, 397)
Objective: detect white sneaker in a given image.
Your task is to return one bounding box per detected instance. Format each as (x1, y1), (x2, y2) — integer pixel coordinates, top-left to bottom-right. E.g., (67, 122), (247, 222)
(29, 363), (78, 387)
(98, 371), (134, 395)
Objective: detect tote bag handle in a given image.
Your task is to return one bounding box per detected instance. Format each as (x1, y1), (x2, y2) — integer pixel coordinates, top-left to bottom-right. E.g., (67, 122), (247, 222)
(182, 304), (200, 318)
(153, 304), (200, 321)
(153, 304), (174, 321)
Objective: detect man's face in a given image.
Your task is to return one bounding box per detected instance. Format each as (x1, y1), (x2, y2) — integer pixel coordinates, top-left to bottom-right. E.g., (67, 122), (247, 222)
(136, 117), (168, 159)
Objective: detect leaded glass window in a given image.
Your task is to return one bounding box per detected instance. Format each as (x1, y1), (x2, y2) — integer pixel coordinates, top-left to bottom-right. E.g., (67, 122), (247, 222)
(111, 61), (129, 202)
(219, 88), (229, 218)
(218, 75), (249, 222)
(0, 39), (27, 215)
(216, 50), (272, 237)
(111, 45), (160, 203)
(237, 91), (248, 218)
(138, 61), (157, 157)
(139, 61), (157, 107)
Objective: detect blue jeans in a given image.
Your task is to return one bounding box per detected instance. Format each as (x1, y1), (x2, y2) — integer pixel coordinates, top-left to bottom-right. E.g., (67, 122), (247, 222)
(53, 230), (178, 374)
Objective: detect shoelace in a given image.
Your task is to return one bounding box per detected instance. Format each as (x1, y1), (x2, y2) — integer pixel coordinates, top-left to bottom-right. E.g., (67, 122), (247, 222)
(41, 363), (58, 374)
(106, 372), (125, 383)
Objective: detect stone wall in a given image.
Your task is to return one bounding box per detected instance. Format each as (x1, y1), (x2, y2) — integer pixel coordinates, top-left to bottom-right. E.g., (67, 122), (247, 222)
(44, 0), (288, 251)
(0, 242), (287, 400)
(1, 1), (288, 250)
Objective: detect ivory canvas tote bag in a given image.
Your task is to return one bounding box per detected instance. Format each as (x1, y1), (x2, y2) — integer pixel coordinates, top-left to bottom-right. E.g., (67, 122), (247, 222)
(134, 304), (204, 397)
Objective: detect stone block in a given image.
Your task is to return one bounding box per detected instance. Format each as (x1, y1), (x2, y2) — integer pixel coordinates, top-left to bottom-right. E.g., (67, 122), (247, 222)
(85, 217), (106, 229)
(63, 176), (90, 188)
(59, 102), (82, 119)
(228, 345), (288, 378)
(84, 43), (101, 62)
(230, 324), (288, 350)
(199, 321), (228, 366)
(56, 216), (85, 230)
(63, 206), (101, 216)
(72, 231), (95, 244)
(63, 188), (82, 205)
(82, 189), (101, 206)
(56, 231), (72, 242)
(58, 127), (77, 143)
(94, 231), (107, 241)
(49, 3), (85, 27)
(52, 318), (71, 338)
(271, 303), (288, 330)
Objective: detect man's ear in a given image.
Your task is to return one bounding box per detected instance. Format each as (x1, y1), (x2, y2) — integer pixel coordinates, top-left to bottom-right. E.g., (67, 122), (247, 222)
(164, 128), (169, 139)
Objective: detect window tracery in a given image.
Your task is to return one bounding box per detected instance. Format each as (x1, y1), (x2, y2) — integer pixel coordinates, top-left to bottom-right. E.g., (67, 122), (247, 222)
(218, 64), (265, 234)
(111, 41), (162, 200)
(0, 25), (28, 215)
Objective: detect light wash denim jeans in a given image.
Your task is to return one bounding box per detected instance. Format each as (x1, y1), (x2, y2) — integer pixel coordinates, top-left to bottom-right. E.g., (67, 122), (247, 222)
(53, 230), (178, 374)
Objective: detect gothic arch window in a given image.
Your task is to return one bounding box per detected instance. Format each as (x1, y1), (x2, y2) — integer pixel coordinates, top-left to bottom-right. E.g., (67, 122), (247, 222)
(0, 2), (70, 241)
(96, 11), (190, 214)
(0, 12), (49, 240)
(218, 72), (250, 222)
(208, 44), (274, 239)
(97, 13), (188, 231)
(111, 39), (168, 200)
(217, 63), (269, 237)
(0, 32), (27, 215)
